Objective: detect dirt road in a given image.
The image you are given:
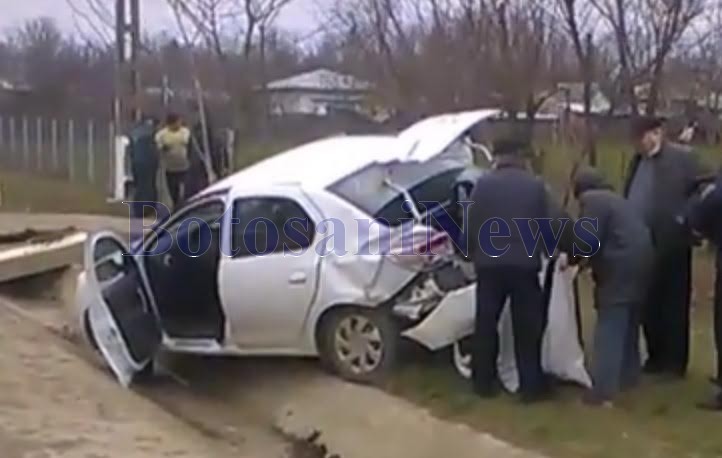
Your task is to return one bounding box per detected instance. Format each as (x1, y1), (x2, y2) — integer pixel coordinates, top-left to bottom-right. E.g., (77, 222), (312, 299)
(0, 276), (542, 458)
(0, 297), (291, 458)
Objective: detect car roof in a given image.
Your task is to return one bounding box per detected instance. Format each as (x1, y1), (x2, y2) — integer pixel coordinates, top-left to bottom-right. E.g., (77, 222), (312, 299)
(204, 135), (406, 192)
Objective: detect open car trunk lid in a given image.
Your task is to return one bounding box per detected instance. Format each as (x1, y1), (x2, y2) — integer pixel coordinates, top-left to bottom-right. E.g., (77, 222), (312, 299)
(397, 109), (500, 163)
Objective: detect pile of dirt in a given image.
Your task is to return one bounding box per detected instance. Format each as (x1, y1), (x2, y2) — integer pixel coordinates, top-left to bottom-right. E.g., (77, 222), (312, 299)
(0, 227), (78, 245)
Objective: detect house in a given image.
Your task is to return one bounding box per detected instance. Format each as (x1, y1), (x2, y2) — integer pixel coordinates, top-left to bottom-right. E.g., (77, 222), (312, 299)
(540, 82), (612, 116)
(263, 68), (374, 117)
(0, 78), (32, 111)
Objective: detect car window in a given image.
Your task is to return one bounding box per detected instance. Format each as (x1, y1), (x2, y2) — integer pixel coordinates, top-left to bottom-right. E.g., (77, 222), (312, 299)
(231, 197), (315, 257)
(375, 169), (463, 226)
(143, 200), (225, 253)
(327, 160), (464, 226)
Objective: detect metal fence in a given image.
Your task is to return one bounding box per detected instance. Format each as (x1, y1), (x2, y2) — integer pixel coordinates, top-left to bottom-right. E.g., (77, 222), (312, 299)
(0, 115), (115, 193)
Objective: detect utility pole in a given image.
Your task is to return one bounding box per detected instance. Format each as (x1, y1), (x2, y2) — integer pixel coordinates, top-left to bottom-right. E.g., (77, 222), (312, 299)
(129, 0), (141, 123)
(114, 0), (141, 135)
(114, 0), (126, 136)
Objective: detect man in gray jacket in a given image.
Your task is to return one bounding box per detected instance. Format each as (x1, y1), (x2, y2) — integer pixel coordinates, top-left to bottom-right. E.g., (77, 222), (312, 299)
(624, 116), (709, 377)
(572, 167), (654, 405)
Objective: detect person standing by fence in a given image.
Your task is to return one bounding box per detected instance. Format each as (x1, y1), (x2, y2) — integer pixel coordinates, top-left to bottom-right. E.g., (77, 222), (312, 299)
(186, 103), (218, 197)
(128, 114), (159, 217)
(155, 113), (191, 209)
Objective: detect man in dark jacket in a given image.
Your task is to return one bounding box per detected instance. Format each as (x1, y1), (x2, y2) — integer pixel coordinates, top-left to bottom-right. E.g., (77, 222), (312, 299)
(128, 115), (159, 217)
(685, 171), (722, 410)
(624, 116), (709, 377)
(468, 139), (567, 403)
(572, 167), (654, 406)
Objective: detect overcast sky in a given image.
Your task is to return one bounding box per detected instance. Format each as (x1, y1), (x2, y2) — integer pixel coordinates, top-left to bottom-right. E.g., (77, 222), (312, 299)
(1, 0), (325, 38)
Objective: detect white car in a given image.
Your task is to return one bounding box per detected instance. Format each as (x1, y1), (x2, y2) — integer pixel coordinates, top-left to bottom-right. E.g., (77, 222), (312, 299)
(77, 109), (590, 390)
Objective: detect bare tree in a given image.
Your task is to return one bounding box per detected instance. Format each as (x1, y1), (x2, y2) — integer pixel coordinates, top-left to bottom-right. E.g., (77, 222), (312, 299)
(591, 0), (705, 115)
(65, 0), (115, 47)
(555, 0), (598, 164)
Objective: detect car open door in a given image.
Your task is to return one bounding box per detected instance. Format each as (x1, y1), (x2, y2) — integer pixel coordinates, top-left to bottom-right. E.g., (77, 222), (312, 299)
(83, 231), (162, 386)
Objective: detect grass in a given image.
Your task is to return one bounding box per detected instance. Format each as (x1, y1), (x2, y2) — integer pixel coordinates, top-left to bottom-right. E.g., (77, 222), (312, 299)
(2, 138), (722, 456)
(0, 170), (126, 215)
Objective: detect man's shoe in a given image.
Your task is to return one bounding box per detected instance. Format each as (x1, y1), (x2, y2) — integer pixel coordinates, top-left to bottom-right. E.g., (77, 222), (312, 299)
(520, 387), (554, 404)
(581, 391), (614, 409)
(643, 361), (665, 374)
(696, 396), (722, 412)
(473, 383), (500, 399)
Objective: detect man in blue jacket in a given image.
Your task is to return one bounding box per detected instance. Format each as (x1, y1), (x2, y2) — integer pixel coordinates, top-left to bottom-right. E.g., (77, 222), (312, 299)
(571, 167), (654, 406)
(128, 115), (160, 217)
(467, 139), (568, 403)
(686, 171), (722, 410)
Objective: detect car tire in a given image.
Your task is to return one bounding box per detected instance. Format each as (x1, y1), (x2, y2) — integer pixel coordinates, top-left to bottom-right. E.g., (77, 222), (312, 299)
(318, 307), (399, 385)
(453, 336), (472, 380)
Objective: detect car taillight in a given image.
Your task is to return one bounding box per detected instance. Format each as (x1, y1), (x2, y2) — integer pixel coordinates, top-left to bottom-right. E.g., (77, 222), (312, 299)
(387, 227), (453, 272)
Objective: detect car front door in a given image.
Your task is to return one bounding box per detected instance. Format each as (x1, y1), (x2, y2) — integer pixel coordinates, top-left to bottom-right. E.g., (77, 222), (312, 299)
(218, 187), (321, 348)
(83, 231), (161, 386)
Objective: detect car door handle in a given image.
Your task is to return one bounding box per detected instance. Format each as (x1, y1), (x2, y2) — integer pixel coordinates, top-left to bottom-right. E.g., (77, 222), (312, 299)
(289, 272), (307, 284)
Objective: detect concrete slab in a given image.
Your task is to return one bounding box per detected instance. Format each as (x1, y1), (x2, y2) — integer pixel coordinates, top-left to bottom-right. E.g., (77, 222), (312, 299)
(0, 232), (87, 283)
(0, 213), (147, 284)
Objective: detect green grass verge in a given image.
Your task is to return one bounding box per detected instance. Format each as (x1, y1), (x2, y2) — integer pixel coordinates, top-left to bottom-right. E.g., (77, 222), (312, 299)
(0, 170), (126, 215)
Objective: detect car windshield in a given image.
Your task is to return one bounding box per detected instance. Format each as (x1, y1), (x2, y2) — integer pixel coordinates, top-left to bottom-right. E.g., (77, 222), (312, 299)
(326, 159), (465, 226)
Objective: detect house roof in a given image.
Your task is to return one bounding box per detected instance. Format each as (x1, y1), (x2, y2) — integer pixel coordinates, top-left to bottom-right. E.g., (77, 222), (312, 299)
(266, 68), (372, 92)
(0, 78), (31, 92)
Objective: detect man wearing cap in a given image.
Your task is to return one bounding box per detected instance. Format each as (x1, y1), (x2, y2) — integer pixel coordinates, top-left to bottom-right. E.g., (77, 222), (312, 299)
(624, 116), (710, 378)
(570, 167), (653, 406)
(468, 139), (570, 403)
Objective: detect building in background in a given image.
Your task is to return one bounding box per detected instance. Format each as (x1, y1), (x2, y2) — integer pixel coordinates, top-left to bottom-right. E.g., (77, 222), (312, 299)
(262, 68), (374, 118)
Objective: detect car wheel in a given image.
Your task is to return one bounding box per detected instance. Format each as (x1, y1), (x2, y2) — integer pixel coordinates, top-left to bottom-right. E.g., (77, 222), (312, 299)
(453, 336), (472, 379)
(319, 307), (399, 384)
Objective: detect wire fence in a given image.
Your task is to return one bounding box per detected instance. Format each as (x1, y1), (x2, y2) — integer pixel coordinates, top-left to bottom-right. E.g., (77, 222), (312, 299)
(0, 114), (116, 194)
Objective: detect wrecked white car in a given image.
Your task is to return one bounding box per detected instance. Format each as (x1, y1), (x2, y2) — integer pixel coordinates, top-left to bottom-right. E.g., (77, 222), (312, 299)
(76, 109), (590, 391)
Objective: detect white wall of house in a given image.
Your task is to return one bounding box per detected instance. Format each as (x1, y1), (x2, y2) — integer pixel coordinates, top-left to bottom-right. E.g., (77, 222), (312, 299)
(269, 90), (366, 116)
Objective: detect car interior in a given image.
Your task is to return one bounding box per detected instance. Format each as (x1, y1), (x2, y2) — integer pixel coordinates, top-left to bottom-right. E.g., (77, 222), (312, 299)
(142, 199), (227, 341)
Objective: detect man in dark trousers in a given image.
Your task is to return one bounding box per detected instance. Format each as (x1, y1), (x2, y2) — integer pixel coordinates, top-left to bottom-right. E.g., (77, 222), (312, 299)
(624, 116), (709, 378)
(685, 171), (722, 410)
(571, 167), (653, 406)
(468, 139), (564, 403)
(128, 115), (159, 217)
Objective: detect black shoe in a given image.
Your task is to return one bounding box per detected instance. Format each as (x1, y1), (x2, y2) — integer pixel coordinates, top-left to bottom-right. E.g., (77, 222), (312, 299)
(473, 382), (500, 399)
(581, 391), (614, 408)
(696, 396), (722, 412)
(643, 361), (665, 374)
(520, 387), (554, 404)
